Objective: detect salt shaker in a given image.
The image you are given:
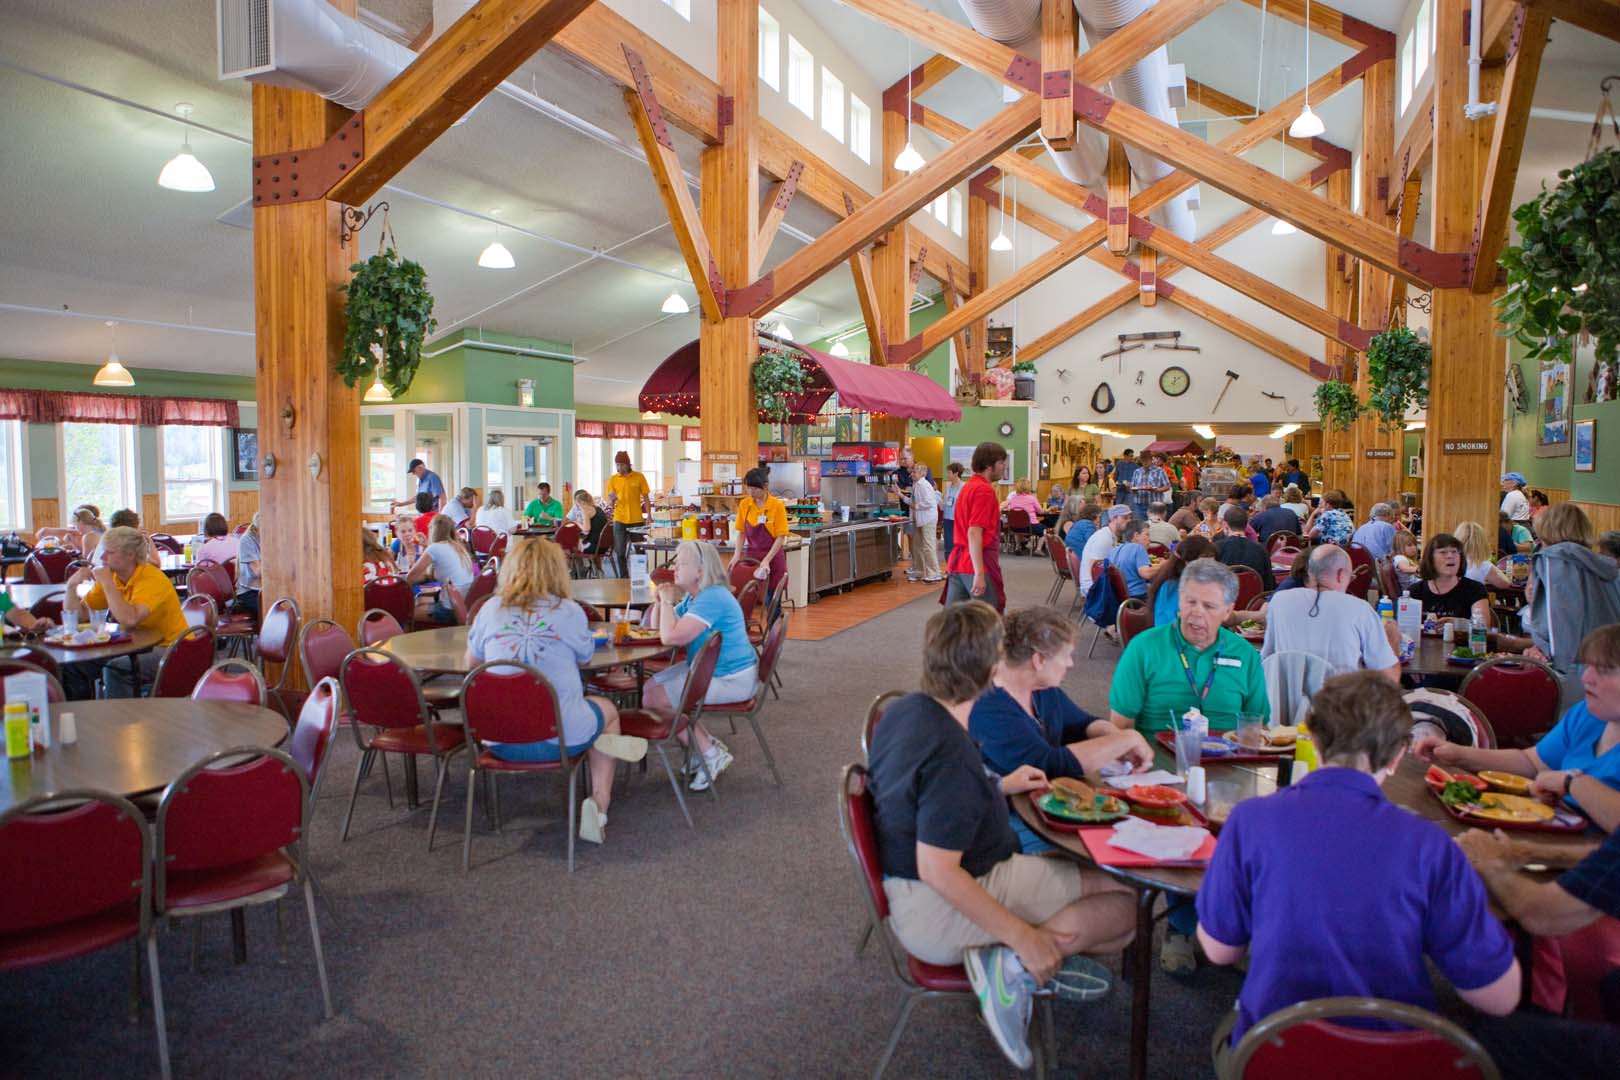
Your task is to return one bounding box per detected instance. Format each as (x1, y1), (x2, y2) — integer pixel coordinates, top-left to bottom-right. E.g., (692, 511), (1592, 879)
(58, 711), (77, 745)
(1442, 620), (1455, 644)
(1186, 765), (1208, 805)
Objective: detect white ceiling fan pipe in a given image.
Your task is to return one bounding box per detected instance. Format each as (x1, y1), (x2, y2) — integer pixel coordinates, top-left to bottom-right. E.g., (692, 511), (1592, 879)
(1464, 0), (1497, 120)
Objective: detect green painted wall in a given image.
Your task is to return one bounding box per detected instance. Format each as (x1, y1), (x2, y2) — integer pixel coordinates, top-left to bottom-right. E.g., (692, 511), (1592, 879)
(394, 330), (575, 409)
(1502, 342), (1620, 503)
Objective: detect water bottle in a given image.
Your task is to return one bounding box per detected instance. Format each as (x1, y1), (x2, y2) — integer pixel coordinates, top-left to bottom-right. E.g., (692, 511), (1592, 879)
(1377, 595), (1395, 623)
(1469, 613), (1488, 657)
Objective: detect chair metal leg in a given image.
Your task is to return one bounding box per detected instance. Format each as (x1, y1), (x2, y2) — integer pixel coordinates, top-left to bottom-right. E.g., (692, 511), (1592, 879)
(379, 752), (395, 810)
(425, 757), (449, 851)
(749, 715), (783, 786)
(1087, 621), (1104, 658)
(873, 992), (921, 1080)
(1041, 996), (1057, 1071)
(693, 741), (720, 802)
(566, 768), (578, 873)
(489, 772), (502, 832)
(146, 933), (172, 1080)
(340, 751), (366, 842)
(129, 939), (142, 1022)
(482, 769), (498, 828)
(854, 919), (874, 958)
(654, 744), (693, 828)
(462, 765), (478, 872)
(302, 880), (335, 1020)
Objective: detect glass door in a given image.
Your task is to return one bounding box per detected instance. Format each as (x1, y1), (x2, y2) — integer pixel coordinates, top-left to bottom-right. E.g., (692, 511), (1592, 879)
(485, 436), (553, 512)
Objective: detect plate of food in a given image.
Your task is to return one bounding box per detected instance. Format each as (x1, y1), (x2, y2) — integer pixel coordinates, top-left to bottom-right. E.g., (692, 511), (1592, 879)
(1036, 778), (1129, 824)
(612, 623), (662, 644)
(1477, 769), (1533, 795)
(1235, 619), (1265, 641)
(1461, 793), (1556, 824)
(1224, 725), (1297, 753)
(1446, 646), (1483, 667)
(1116, 784), (1189, 810)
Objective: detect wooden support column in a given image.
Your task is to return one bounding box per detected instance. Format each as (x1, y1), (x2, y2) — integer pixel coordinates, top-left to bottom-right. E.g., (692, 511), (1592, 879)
(251, 0), (363, 656)
(1353, 56), (1400, 512)
(870, 76), (911, 445)
(698, 0), (759, 479)
(967, 180), (989, 377)
(1423, 0), (1506, 531)
(1041, 0), (1076, 149)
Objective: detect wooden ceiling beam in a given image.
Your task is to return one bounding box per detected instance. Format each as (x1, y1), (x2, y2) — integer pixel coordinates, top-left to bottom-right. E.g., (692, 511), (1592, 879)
(1106, 138), (1131, 254)
(328, 0), (596, 204)
(1530, 0), (1620, 44)
(1389, 93), (1434, 212)
(849, 249), (888, 366)
(1386, 174), (1425, 316)
(1233, 0), (1395, 51)
(883, 55), (961, 106)
(754, 162), (802, 275)
(1472, 6), (1553, 291)
(1183, 78), (1348, 162)
(1482, 0), (1522, 59)
(1042, 0), (1076, 148)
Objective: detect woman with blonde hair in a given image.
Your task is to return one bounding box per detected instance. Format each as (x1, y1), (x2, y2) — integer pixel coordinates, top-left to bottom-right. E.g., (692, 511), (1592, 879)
(1455, 520), (1514, 590)
(406, 514), (475, 624)
(69, 507), (105, 557)
(1000, 478), (1045, 552)
(479, 488), (518, 536)
(361, 527), (395, 582)
(572, 489), (610, 555)
(644, 539), (759, 790)
(464, 537), (646, 845)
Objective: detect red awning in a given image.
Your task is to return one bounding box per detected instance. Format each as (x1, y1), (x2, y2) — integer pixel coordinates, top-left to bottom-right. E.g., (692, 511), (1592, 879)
(638, 338), (961, 424)
(1143, 439), (1205, 455)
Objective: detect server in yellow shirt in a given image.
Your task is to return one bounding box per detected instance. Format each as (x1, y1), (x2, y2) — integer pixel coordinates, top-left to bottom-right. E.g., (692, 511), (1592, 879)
(64, 526), (189, 698)
(605, 450), (652, 577)
(730, 466), (790, 591)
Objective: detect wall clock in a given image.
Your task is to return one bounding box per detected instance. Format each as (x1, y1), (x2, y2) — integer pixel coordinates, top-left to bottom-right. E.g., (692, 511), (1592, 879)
(1159, 366), (1191, 397)
(997, 421), (1015, 437)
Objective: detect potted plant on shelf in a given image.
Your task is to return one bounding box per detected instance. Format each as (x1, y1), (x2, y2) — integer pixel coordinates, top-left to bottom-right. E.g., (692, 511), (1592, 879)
(1495, 146), (1620, 372)
(1011, 360), (1037, 401)
(1314, 379), (1363, 432)
(752, 346), (811, 423)
(1364, 326), (1430, 430)
(339, 241), (437, 399)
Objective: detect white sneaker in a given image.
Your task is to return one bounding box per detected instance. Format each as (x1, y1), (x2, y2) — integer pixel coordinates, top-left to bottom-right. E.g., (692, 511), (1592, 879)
(689, 743), (733, 791)
(578, 797), (607, 844)
(683, 738), (728, 775)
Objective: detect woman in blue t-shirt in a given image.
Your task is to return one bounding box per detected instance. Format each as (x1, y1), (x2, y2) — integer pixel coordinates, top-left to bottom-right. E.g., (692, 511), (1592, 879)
(1143, 534), (1216, 627)
(1414, 624), (1620, 831)
(644, 540), (760, 791)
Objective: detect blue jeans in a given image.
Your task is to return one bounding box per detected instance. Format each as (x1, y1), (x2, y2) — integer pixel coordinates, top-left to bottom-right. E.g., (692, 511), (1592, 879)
(942, 518), (954, 558)
(487, 701), (605, 762)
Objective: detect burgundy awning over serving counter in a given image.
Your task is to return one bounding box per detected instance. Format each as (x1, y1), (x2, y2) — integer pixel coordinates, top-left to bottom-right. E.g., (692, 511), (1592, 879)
(638, 338), (961, 424)
(1142, 438), (1205, 455)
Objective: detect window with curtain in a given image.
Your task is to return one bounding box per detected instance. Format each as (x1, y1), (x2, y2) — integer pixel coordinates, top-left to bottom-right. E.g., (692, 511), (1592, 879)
(158, 425), (224, 522)
(0, 421), (23, 531)
(61, 423), (137, 523)
(787, 36), (814, 117)
(849, 94), (871, 163)
(759, 8), (780, 90)
(820, 68), (844, 140)
(575, 437), (604, 496)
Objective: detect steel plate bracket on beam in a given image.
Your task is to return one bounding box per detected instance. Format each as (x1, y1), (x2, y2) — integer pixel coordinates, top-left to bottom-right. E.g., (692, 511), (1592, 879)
(1398, 239), (1474, 289)
(1071, 83), (1116, 125)
(252, 114), (365, 206)
(723, 273), (774, 319)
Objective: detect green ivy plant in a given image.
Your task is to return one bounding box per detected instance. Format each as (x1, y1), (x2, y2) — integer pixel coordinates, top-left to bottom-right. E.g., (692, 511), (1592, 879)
(1314, 380), (1363, 432)
(1495, 147), (1620, 366)
(339, 250), (437, 396)
(752, 346), (811, 423)
(912, 418), (945, 434)
(1364, 325), (1431, 429)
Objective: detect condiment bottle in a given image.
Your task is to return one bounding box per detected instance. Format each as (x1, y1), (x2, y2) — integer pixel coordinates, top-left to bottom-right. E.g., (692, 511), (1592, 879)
(4, 701), (30, 760)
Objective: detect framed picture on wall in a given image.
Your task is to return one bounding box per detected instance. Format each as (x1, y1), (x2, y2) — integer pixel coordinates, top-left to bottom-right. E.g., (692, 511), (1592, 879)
(1536, 358), (1572, 457)
(231, 429), (258, 481)
(1408, 454), (1423, 479)
(1574, 419), (1597, 472)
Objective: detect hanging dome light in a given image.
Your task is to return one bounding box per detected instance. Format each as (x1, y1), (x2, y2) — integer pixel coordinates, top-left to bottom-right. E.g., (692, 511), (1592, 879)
(893, 141), (925, 173)
(829, 340), (851, 357)
(660, 291), (690, 314)
(772, 320), (795, 341)
(990, 230), (1013, 252)
(93, 321), (135, 387)
(1270, 218), (1298, 236)
(363, 370), (393, 402)
(157, 104), (214, 193)
(1288, 105), (1325, 139)
(477, 240), (515, 269)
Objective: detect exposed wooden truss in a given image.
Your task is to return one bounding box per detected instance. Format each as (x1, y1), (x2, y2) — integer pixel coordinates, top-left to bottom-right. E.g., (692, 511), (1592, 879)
(1041, 0), (1076, 148)
(1183, 79), (1349, 162)
(1530, 0), (1620, 43)
(753, 163), (802, 275)
(1234, 0), (1394, 50)
(1472, 5), (1553, 290)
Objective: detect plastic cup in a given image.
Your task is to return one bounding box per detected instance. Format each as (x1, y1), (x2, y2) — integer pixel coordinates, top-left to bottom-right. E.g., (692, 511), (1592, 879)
(1174, 728), (1203, 776)
(89, 607), (107, 632)
(1234, 715), (1266, 752)
(63, 609), (79, 633)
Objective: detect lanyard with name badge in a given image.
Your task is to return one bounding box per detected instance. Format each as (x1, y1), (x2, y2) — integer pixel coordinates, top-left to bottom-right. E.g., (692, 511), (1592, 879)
(1176, 634), (1237, 702)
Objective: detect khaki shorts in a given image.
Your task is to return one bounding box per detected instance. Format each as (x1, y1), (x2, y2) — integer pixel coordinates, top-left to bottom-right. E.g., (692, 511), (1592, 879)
(882, 854), (1084, 966)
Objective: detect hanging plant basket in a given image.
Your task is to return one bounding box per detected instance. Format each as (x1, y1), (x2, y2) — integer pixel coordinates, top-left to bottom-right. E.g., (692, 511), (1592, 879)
(339, 217), (437, 397)
(1495, 146), (1620, 367)
(752, 346), (812, 423)
(1314, 380), (1363, 432)
(1364, 326), (1430, 430)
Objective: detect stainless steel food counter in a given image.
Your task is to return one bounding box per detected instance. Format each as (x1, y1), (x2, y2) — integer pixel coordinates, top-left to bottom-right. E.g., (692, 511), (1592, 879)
(798, 518), (904, 596)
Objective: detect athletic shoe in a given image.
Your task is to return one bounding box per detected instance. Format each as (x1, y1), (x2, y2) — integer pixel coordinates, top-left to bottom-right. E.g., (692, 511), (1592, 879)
(963, 945), (1034, 1071)
(1161, 930), (1198, 974)
(688, 741), (733, 791)
(683, 738), (728, 775)
(593, 733), (648, 763)
(922, 575), (945, 583)
(578, 797), (607, 844)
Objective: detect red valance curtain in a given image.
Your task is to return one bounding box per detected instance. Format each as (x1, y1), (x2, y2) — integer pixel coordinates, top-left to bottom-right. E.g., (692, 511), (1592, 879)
(576, 419), (670, 439)
(638, 423), (669, 440)
(576, 420), (607, 438)
(0, 389), (238, 427)
(681, 426), (702, 442)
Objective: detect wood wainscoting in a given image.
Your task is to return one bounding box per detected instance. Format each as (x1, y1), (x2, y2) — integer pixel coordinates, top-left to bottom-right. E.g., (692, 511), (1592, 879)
(1575, 501), (1620, 534)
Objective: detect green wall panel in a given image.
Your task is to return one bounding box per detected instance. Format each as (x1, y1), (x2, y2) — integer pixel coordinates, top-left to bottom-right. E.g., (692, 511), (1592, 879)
(395, 330), (575, 408)
(0, 357), (255, 400)
(1502, 341), (1620, 504)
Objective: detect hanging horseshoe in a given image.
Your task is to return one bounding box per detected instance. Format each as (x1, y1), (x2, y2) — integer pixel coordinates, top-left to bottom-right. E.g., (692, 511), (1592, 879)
(1091, 382), (1115, 413)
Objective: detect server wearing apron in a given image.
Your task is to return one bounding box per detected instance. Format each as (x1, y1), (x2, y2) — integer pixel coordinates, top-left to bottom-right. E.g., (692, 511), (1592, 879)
(730, 466), (790, 592)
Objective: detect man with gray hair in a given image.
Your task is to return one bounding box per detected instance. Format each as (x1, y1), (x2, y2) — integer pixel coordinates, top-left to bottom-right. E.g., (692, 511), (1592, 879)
(1260, 544), (1401, 682)
(1250, 492), (1302, 546)
(1350, 501), (1399, 560)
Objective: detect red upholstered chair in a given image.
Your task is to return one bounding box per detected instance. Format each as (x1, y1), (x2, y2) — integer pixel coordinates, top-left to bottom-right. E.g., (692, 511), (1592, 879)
(1459, 656), (1562, 750)
(338, 648), (467, 849)
(487, 532), (508, 560)
(1267, 531), (1304, 555)
(1232, 566), (1264, 612)
(1247, 590), (1274, 612)
(181, 593), (218, 631)
(1346, 541), (1375, 576)
(1375, 557), (1401, 603)
(362, 576), (414, 633)
(576, 601), (606, 623)
(1, 644), (60, 680)
(617, 634), (723, 828)
(1404, 688), (1498, 749)
(444, 582), (470, 626)
(185, 564), (254, 655)
(29, 594), (64, 625)
(469, 524), (499, 556)
(1219, 997), (1500, 1080)
(23, 549), (75, 584)
(1086, 564), (1131, 659)
(735, 577), (764, 633)
(295, 619), (355, 725)
(457, 660), (588, 872)
(650, 565), (675, 585)
(464, 565), (498, 609)
(702, 616), (787, 787)
(0, 790), (170, 1078)
(1346, 563), (1374, 601)
(357, 607), (405, 647)
(552, 521), (583, 552)
(1146, 542), (1170, 560)
(256, 597), (301, 721)
(288, 677), (341, 812)
(729, 558), (761, 594)
(455, 525), (471, 547)
(148, 533), (183, 555)
(0, 658), (65, 702)
(191, 659), (266, 706)
(1118, 598), (1153, 646)
(839, 763), (1055, 1079)
(465, 593), (493, 625)
(1044, 532), (1072, 606)
(1003, 508), (1034, 555)
(155, 747), (333, 1023)
(222, 557), (238, 587)
(860, 690), (906, 763)
(151, 626), (217, 699)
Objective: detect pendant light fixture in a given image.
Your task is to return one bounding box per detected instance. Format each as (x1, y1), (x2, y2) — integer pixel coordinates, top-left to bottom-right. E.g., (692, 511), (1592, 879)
(157, 103), (215, 193)
(1272, 68), (1299, 236)
(829, 340), (851, 357)
(93, 321), (135, 387)
(478, 210), (516, 269)
(660, 291), (690, 314)
(1288, 1), (1326, 139)
(772, 320), (795, 341)
(892, 36), (925, 172)
(363, 369), (393, 402)
(990, 173), (1014, 251)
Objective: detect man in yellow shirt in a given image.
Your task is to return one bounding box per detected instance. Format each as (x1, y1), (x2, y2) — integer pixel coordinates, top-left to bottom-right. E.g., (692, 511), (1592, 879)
(64, 526), (188, 697)
(605, 450), (651, 577)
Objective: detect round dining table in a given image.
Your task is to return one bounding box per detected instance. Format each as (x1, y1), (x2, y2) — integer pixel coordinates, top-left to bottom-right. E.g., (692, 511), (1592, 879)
(379, 623), (677, 677)
(1, 699), (288, 813)
(571, 578), (658, 611)
(1013, 749), (1597, 1080)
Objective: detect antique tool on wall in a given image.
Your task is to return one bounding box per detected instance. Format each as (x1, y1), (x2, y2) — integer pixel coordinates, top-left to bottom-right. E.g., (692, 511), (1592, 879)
(1211, 369), (1240, 412)
(1260, 390), (1300, 417)
(1151, 331), (1201, 353)
(1134, 371), (1144, 384)
(1092, 382), (1116, 412)
(1100, 342), (1143, 373)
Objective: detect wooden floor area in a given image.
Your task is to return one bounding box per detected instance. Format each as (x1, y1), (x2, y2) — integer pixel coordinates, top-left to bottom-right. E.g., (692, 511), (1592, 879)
(786, 568), (942, 641)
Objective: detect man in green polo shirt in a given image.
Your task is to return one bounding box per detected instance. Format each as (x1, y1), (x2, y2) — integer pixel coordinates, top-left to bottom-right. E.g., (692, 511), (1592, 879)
(1109, 558), (1267, 735)
(523, 483), (565, 524)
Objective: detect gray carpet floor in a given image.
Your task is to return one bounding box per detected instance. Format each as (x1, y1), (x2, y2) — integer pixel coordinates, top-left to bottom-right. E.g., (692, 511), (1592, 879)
(2, 554), (1243, 1079)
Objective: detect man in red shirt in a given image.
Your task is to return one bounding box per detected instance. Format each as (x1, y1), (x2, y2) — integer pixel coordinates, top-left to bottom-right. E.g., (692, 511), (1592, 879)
(943, 441), (1010, 611)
